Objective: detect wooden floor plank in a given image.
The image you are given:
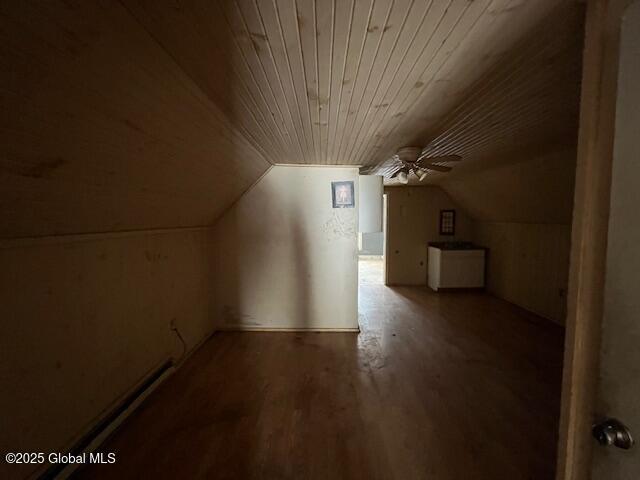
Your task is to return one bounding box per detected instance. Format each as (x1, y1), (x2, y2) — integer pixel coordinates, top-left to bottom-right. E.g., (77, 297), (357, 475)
(77, 259), (564, 479)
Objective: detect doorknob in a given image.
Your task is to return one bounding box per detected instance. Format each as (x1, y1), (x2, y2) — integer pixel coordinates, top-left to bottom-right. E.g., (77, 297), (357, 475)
(592, 418), (634, 449)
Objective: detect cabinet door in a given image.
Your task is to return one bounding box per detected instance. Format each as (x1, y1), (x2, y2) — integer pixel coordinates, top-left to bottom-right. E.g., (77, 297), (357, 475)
(440, 251), (485, 288)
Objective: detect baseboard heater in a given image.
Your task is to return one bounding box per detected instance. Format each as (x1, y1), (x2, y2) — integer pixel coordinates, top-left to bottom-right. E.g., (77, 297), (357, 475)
(37, 359), (174, 480)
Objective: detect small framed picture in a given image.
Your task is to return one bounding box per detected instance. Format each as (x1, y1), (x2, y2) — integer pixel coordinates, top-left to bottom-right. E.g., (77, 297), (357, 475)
(331, 181), (355, 208)
(440, 209), (456, 235)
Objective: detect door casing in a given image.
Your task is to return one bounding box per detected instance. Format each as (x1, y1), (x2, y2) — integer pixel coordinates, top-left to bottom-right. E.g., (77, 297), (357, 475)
(556, 0), (636, 479)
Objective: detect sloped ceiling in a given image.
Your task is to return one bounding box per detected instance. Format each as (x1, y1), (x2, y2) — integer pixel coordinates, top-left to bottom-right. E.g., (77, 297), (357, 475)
(0, 1), (270, 237)
(124, 0), (583, 169)
(441, 148), (578, 224)
(1, 0), (584, 237)
(381, 0), (585, 183)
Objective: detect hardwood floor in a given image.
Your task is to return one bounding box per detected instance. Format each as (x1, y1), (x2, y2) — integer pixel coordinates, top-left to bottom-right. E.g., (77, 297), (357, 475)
(77, 259), (564, 479)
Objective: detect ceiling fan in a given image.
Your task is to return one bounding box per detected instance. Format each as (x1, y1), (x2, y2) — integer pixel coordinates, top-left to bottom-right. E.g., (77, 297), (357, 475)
(389, 146), (461, 184)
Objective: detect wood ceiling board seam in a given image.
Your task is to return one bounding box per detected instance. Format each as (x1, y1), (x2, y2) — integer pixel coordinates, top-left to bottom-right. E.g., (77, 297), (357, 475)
(249, 0), (310, 163)
(350, 0), (462, 164)
(414, 0), (552, 141)
(367, 1), (582, 174)
(431, 143), (578, 186)
(386, 1), (583, 172)
(272, 163), (361, 167)
(327, 0), (375, 163)
(173, 0), (289, 161)
(280, 0), (320, 163)
(231, 0), (304, 159)
(355, 0), (487, 166)
(216, 0), (294, 159)
(371, 0), (507, 159)
(273, 0), (316, 163)
(424, 69), (579, 157)
(234, 0), (299, 152)
(432, 100), (580, 159)
(258, 0), (316, 163)
(333, 0), (394, 165)
(421, 57), (573, 156)
(219, 60), (290, 163)
(429, 58), (583, 155)
(295, 0), (323, 163)
(325, 0), (356, 165)
(347, 0), (452, 165)
(447, 118), (578, 161)
(408, 2), (583, 157)
(290, 0), (320, 162)
(315, 0), (336, 165)
(340, 0), (419, 165)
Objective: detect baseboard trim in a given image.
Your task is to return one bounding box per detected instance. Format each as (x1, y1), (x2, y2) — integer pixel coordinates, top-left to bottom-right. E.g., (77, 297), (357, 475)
(42, 361), (175, 480)
(39, 330), (217, 480)
(217, 326), (360, 333)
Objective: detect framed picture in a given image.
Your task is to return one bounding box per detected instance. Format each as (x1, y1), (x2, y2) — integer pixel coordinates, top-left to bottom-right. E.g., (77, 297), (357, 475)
(439, 209), (456, 235)
(331, 181), (355, 208)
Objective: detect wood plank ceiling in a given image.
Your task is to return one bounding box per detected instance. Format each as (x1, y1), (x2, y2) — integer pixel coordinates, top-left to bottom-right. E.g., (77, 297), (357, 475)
(0, 0), (585, 237)
(125, 0), (584, 171)
(380, 0), (585, 184)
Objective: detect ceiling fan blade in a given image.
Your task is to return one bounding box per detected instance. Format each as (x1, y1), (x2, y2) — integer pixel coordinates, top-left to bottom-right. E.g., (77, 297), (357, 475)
(423, 164), (453, 173)
(417, 154), (462, 164)
(389, 166), (401, 178)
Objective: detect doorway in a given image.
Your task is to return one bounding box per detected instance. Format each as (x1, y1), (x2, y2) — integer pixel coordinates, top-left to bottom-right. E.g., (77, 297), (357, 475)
(358, 193), (387, 286)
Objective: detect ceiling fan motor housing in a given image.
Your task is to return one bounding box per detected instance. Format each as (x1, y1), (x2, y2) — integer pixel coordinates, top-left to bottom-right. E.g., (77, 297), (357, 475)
(396, 146), (422, 164)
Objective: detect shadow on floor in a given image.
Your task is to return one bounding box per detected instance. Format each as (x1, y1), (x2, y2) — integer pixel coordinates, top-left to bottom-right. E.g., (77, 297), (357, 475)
(78, 273), (564, 479)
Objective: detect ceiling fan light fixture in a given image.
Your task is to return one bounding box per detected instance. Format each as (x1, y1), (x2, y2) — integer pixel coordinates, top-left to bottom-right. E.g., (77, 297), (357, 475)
(389, 146), (460, 184)
(415, 167), (428, 181)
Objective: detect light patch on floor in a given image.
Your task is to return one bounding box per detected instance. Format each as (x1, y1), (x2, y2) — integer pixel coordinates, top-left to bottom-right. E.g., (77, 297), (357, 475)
(358, 256), (383, 286)
(79, 264), (564, 480)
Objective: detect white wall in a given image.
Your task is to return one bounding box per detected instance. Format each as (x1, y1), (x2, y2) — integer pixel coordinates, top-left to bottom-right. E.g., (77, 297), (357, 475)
(360, 231), (384, 255)
(0, 228), (215, 479)
(474, 222), (571, 324)
(384, 186), (473, 285)
(440, 149), (575, 323)
(441, 149), (576, 224)
(358, 175), (383, 233)
(211, 166), (359, 331)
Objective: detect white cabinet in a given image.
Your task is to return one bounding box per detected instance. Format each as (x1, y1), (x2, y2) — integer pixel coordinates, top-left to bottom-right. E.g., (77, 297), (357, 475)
(428, 246), (485, 291)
